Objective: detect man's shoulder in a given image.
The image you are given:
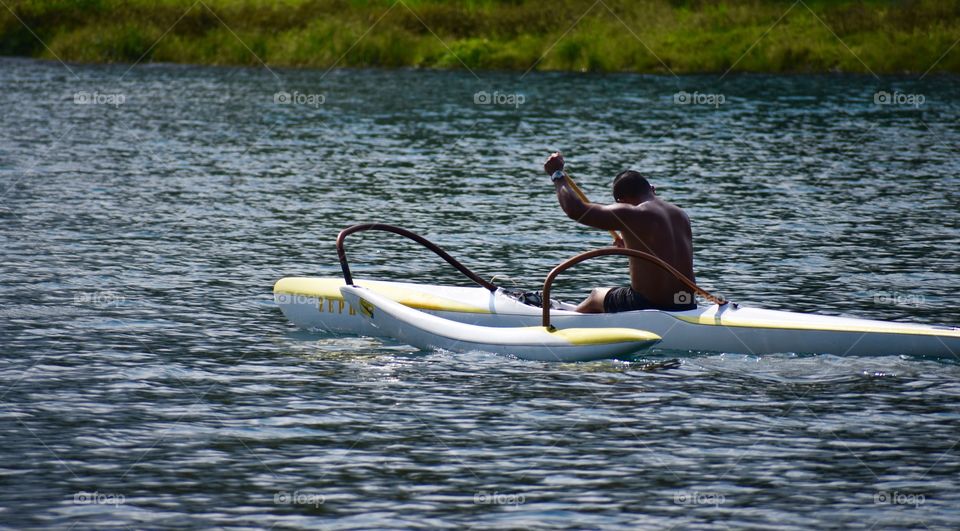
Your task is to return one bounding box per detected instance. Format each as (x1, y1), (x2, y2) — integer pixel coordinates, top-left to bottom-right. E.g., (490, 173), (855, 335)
(637, 198), (677, 215)
(652, 198), (688, 215)
(637, 199), (690, 225)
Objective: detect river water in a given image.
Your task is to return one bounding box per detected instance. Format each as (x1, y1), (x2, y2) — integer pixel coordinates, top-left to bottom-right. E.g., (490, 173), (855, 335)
(2, 57), (959, 529)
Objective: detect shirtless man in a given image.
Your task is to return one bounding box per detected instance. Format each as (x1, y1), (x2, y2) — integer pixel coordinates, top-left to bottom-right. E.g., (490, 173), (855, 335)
(544, 152), (697, 313)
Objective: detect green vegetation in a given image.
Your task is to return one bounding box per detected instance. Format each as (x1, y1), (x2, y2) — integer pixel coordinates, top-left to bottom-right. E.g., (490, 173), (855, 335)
(2, 0), (958, 73)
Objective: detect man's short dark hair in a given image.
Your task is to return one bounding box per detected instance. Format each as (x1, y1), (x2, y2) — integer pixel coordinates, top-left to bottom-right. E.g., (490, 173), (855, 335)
(613, 170), (651, 201)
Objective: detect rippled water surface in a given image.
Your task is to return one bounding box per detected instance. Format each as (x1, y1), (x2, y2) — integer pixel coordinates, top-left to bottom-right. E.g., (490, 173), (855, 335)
(2, 57), (960, 529)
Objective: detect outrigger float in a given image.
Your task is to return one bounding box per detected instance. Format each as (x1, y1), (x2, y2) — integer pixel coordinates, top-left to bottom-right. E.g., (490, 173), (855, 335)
(275, 223), (960, 362)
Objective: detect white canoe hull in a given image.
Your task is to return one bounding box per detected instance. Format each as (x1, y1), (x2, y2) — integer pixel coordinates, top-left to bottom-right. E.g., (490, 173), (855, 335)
(339, 285), (661, 362)
(275, 277), (960, 358)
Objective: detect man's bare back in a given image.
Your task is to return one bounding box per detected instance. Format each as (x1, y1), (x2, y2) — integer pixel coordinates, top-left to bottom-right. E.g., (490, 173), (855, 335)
(544, 152), (695, 313)
(618, 197), (695, 306)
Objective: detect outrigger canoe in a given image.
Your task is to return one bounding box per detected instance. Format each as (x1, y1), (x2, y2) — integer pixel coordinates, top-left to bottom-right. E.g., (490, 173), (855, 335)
(274, 223), (960, 360)
(339, 285), (661, 361)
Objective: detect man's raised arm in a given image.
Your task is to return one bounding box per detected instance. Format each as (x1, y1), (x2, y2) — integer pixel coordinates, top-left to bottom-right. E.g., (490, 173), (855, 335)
(544, 152), (627, 232)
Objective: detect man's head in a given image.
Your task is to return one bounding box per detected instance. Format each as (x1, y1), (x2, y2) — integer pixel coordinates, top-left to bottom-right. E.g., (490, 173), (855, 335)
(612, 170), (654, 203)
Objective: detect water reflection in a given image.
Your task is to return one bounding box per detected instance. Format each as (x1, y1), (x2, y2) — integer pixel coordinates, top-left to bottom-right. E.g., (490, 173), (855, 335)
(1, 58), (959, 529)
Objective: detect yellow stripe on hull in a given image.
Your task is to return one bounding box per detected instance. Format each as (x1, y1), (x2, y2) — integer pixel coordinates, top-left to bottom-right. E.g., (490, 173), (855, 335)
(274, 277), (491, 314)
(546, 327), (661, 346)
(673, 314), (960, 339)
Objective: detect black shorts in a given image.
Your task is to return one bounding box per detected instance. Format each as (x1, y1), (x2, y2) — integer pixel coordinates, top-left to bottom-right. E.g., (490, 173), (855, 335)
(603, 287), (697, 313)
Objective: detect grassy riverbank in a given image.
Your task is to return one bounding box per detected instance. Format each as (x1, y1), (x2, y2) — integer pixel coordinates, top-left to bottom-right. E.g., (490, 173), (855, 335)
(2, 0), (958, 74)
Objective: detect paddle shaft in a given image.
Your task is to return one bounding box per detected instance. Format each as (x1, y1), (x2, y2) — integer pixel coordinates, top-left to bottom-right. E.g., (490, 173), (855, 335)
(563, 174), (621, 242)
